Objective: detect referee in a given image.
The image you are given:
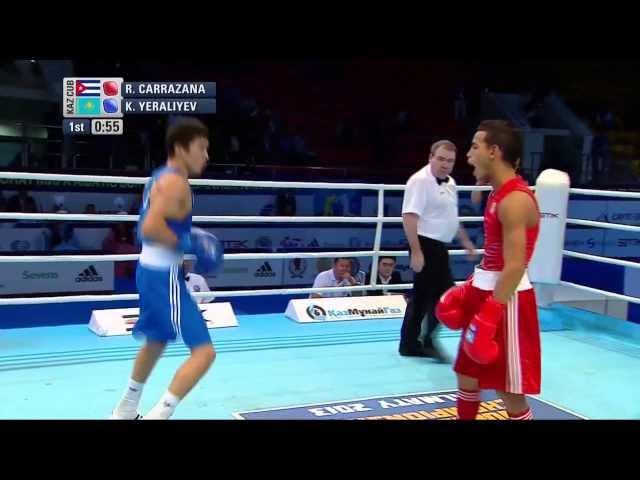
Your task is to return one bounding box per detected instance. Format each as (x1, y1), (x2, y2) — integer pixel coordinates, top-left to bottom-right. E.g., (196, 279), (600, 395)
(399, 140), (476, 360)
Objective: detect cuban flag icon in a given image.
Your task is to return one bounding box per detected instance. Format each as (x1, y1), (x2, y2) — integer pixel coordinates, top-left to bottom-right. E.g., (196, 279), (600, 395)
(75, 79), (101, 96)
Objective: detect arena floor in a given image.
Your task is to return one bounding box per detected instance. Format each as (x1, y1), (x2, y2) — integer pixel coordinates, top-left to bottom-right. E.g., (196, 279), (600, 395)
(0, 304), (638, 420)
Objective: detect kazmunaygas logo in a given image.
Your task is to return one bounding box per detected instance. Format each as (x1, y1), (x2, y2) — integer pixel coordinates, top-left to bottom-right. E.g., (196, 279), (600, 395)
(306, 304), (327, 321)
(306, 304), (403, 321)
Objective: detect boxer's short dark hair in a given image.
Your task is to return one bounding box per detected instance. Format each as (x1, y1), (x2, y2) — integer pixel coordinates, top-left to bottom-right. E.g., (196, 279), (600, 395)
(166, 117), (209, 156)
(477, 120), (522, 168)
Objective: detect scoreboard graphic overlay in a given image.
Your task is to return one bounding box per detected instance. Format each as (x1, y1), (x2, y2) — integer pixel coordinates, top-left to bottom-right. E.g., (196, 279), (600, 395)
(62, 78), (216, 136)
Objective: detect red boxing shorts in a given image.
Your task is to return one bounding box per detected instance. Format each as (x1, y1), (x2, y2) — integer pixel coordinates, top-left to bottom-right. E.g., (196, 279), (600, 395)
(453, 268), (541, 394)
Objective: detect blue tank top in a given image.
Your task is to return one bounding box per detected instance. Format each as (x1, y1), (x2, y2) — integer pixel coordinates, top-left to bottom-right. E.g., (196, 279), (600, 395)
(137, 166), (192, 247)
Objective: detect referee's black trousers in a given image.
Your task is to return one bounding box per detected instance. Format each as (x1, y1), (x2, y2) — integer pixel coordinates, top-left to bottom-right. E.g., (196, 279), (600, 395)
(400, 235), (454, 351)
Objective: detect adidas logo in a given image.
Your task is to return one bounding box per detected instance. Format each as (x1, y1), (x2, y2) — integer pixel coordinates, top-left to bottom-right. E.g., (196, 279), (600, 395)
(76, 265), (104, 283)
(255, 262), (276, 278)
(307, 239), (320, 248)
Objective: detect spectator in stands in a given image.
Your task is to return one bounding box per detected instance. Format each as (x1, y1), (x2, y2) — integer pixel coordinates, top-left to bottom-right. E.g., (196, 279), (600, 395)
(7, 190), (38, 213)
(524, 88), (550, 128)
(49, 224), (80, 251)
(25, 195), (38, 213)
(52, 195), (69, 214)
(183, 260), (213, 304)
(276, 191), (297, 216)
(322, 193), (344, 216)
(591, 131), (611, 180)
(46, 224), (62, 251)
(128, 194), (142, 215)
(260, 115), (275, 161)
(245, 106), (262, 164)
(346, 191), (363, 217)
(113, 197), (128, 215)
(228, 136), (242, 163)
(310, 257), (363, 298)
(365, 256), (403, 296)
(102, 222), (139, 279)
(453, 87), (467, 123)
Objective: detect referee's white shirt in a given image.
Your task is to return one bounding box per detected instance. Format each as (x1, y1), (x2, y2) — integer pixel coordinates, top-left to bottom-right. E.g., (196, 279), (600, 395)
(401, 165), (459, 243)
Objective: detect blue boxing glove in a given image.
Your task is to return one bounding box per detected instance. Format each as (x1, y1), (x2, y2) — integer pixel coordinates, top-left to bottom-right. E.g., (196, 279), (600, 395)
(177, 227), (224, 274)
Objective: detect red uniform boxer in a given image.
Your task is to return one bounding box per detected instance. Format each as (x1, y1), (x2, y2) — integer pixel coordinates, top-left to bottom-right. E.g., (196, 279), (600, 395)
(436, 120), (540, 420)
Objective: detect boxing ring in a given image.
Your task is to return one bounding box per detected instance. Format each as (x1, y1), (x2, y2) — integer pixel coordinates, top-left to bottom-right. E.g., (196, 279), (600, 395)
(0, 171), (639, 420)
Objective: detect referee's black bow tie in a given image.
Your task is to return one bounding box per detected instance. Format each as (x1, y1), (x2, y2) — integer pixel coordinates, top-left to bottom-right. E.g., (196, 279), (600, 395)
(436, 176), (449, 185)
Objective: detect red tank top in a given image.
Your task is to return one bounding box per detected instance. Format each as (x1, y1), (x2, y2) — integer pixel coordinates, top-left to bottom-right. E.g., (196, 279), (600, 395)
(481, 175), (540, 271)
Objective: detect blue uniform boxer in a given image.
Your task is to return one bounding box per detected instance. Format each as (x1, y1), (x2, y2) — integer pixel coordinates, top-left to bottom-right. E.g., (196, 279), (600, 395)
(134, 166), (211, 348)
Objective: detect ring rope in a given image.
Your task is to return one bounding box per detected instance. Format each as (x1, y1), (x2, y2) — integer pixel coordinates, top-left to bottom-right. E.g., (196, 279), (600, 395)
(0, 213), (484, 223)
(0, 283), (420, 306)
(563, 250), (640, 269)
(0, 171), (639, 308)
(569, 188), (640, 199)
(566, 219), (640, 233)
(0, 249), (481, 264)
(560, 281), (640, 305)
(0, 170), (493, 192)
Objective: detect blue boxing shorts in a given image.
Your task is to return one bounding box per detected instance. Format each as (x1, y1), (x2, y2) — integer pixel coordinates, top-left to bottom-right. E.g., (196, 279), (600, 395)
(134, 260), (212, 349)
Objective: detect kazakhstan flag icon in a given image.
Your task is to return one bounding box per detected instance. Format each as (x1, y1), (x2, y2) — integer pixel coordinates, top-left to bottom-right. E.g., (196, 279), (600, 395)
(77, 97), (101, 116)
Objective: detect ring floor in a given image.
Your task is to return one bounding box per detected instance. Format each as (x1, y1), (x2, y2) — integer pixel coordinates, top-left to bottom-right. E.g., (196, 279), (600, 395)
(0, 304), (639, 419)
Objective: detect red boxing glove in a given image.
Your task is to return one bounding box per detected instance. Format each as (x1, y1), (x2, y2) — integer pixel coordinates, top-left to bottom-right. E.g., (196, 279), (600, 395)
(462, 296), (505, 364)
(435, 278), (476, 330)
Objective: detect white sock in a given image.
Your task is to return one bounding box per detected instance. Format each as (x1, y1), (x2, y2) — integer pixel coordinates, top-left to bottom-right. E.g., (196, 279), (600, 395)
(144, 391), (181, 420)
(113, 379), (145, 418)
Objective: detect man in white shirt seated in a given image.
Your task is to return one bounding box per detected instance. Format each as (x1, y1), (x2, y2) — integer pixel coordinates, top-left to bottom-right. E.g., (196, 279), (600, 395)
(310, 257), (363, 298)
(183, 260), (213, 304)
